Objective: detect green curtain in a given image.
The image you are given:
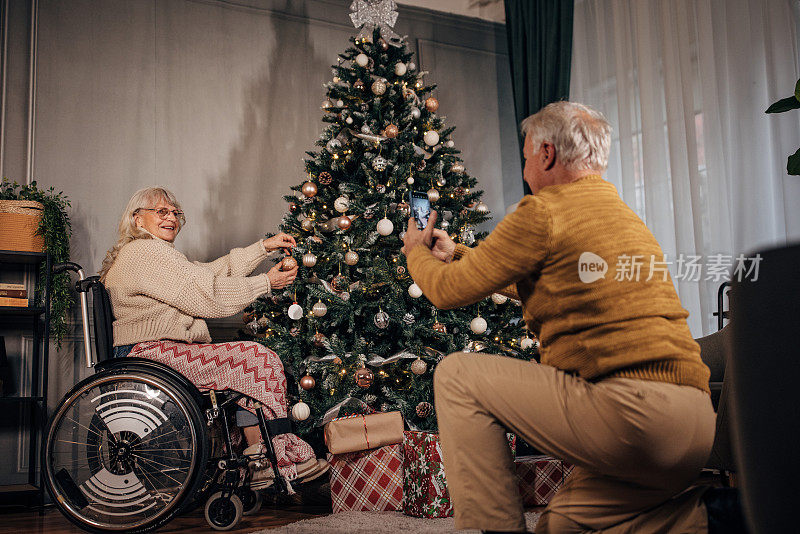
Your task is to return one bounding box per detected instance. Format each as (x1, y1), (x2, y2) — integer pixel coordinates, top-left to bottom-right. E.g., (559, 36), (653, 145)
(504, 0), (574, 194)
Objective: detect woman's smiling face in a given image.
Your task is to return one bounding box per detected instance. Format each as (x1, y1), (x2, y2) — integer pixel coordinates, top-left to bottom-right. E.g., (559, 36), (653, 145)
(134, 200), (182, 242)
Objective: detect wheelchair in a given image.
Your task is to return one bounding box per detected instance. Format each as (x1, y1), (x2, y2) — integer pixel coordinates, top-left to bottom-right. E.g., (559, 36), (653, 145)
(43, 263), (303, 532)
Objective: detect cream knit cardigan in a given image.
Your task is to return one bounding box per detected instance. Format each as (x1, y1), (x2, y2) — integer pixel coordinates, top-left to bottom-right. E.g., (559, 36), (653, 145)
(105, 237), (272, 346)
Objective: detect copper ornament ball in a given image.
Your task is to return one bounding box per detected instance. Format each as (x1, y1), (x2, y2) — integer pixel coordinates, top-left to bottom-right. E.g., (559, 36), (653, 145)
(281, 256), (298, 271)
(384, 124), (399, 138)
(333, 356), (343, 365)
(242, 311), (255, 324)
(301, 181), (318, 198)
(425, 97), (439, 112)
(313, 331), (327, 347)
(289, 202), (299, 213)
(337, 215), (352, 230)
(410, 358), (427, 375)
(354, 367), (374, 388)
(432, 321), (447, 334)
(299, 375), (316, 390)
(345, 250), (359, 265)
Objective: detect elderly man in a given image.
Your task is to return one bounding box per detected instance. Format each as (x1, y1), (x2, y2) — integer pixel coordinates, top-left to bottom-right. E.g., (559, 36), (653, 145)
(402, 102), (720, 533)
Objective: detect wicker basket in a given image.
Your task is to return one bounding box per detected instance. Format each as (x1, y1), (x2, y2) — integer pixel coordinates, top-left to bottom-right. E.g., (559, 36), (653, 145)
(0, 200), (45, 252)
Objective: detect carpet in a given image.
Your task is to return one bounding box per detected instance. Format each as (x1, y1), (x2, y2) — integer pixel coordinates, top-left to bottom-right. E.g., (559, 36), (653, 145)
(253, 510), (541, 533)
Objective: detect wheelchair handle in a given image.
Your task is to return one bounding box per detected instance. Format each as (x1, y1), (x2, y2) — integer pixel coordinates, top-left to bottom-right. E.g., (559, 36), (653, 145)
(53, 262), (95, 368)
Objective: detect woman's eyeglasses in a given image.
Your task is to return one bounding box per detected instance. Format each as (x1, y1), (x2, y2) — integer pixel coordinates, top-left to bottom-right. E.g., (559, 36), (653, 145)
(137, 208), (185, 223)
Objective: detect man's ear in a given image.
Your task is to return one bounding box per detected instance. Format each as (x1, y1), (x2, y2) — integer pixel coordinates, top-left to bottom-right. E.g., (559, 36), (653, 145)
(543, 142), (556, 171)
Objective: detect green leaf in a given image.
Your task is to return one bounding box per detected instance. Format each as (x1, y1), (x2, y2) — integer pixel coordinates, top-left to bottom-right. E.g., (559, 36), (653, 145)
(787, 148), (800, 175)
(765, 96), (800, 114)
(795, 78), (800, 101)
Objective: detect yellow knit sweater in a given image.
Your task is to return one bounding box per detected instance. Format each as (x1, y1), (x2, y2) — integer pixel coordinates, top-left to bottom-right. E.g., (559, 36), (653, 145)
(105, 237), (272, 345)
(407, 175), (710, 393)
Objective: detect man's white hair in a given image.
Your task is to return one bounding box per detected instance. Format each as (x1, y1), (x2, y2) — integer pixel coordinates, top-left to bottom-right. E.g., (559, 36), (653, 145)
(520, 101), (612, 172)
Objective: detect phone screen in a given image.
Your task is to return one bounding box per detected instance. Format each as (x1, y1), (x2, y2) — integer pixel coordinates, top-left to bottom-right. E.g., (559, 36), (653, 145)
(409, 191), (431, 229)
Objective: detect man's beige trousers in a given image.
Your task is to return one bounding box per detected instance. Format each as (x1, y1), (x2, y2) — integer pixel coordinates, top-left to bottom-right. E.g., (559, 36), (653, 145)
(433, 352), (716, 533)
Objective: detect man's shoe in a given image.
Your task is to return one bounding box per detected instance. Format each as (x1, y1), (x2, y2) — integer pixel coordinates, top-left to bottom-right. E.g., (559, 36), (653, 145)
(703, 487), (749, 534)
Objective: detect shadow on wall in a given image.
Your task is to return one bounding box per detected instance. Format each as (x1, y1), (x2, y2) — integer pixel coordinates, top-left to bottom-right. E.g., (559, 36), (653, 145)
(203, 8), (327, 269)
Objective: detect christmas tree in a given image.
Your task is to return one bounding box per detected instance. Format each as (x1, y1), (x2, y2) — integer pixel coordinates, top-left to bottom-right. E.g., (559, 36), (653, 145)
(243, 2), (537, 438)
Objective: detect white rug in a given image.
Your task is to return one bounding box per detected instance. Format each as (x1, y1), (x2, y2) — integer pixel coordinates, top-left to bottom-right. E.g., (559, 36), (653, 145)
(253, 510), (541, 533)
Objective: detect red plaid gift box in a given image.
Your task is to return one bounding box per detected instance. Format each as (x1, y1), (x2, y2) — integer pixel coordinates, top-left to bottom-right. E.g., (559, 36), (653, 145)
(515, 455), (573, 506)
(328, 443), (404, 513)
(402, 431), (516, 518)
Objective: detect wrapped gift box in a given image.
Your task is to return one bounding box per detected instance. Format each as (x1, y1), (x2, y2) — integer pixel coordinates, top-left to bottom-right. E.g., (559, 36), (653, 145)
(515, 455), (573, 506)
(324, 411), (404, 454)
(328, 443), (404, 513)
(402, 431), (516, 519)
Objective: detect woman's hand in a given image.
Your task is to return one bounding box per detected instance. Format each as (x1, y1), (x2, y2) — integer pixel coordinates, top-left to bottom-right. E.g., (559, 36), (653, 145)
(267, 262), (298, 290)
(262, 233), (297, 253)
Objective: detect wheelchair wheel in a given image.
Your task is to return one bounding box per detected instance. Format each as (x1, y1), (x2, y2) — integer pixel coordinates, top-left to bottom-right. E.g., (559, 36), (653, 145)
(204, 491), (243, 531)
(43, 369), (209, 533)
(237, 486), (263, 516)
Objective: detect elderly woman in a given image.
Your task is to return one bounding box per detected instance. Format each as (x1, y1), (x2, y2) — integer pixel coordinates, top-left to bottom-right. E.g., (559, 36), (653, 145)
(100, 186), (326, 489)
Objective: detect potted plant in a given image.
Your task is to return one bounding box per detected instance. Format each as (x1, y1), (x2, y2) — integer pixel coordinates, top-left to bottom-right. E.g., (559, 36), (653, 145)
(0, 178), (72, 345)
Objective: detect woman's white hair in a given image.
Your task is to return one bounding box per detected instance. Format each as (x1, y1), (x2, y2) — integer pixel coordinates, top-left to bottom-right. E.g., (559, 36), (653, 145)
(99, 186), (184, 281)
(520, 101), (612, 172)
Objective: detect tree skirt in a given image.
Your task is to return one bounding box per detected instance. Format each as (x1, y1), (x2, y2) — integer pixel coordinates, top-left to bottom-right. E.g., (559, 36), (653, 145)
(252, 510), (541, 533)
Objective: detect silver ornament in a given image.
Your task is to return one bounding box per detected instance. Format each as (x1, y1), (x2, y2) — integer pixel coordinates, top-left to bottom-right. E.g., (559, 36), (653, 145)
(410, 358), (427, 375)
(408, 283), (423, 298)
(475, 202), (489, 214)
(407, 62), (416, 71)
(445, 140), (455, 148)
(312, 300), (328, 317)
(302, 252), (318, 267)
(339, 291), (351, 302)
(345, 116), (354, 124)
(520, 337), (537, 350)
(403, 313), (416, 325)
(436, 175), (446, 187)
(394, 62), (407, 76)
(291, 401), (310, 421)
(355, 53), (369, 67)
(349, 0), (400, 41)
(374, 310), (390, 328)
(407, 176), (415, 185)
(372, 155), (388, 171)
(460, 226), (475, 246)
(336, 99), (344, 107)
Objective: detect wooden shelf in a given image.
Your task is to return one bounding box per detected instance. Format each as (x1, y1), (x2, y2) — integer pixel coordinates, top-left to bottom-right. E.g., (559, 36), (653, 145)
(0, 306), (44, 317)
(0, 250), (46, 265)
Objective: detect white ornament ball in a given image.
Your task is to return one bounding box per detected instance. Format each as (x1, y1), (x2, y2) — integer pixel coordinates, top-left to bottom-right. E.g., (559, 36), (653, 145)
(336, 99), (344, 107)
(334, 196), (350, 213)
(288, 303), (303, 320)
(371, 79), (387, 96)
(394, 62), (407, 76)
(445, 140), (455, 148)
(302, 253), (318, 267)
(312, 300), (328, 317)
(407, 176), (415, 185)
(410, 358), (427, 375)
(377, 218), (394, 236)
(475, 202), (489, 214)
(355, 53), (369, 67)
(345, 250), (359, 265)
(408, 62), (416, 71)
(491, 293), (509, 305)
(423, 130), (440, 147)
(361, 124), (371, 134)
(520, 337), (535, 350)
(470, 316), (488, 334)
(291, 401), (311, 421)
(408, 283), (423, 298)
(427, 188), (440, 203)
(345, 116), (353, 125)
(410, 107), (421, 119)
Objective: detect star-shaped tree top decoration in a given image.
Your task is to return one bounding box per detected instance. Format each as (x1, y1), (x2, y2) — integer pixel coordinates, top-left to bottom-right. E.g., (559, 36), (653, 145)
(350, 0), (400, 41)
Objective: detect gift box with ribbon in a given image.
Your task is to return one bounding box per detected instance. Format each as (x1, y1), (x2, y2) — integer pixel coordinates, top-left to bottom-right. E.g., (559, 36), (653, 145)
(328, 443), (405, 512)
(324, 410), (404, 454)
(402, 431), (516, 518)
(515, 455), (573, 506)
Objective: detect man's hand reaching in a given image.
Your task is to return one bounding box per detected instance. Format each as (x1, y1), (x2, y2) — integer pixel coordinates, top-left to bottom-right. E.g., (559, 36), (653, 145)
(430, 228), (457, 263)
(401, 210), (438, 256)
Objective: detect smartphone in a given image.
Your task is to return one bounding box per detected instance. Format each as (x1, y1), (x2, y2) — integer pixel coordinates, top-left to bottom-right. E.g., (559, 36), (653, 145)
(409, 191), (432, 229)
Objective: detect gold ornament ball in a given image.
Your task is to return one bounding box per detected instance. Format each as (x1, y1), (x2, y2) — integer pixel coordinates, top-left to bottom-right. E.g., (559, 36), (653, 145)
(432, 321), (447, 334)
(371, 79), (387, 96)
(345, 250), (359, 265)
(337, 215), (352, 230)
(281, 256), (298, 271)
(410, 358), (427, 375)
(451, 163), (465, 174)
(384, 124), (399, 138)
(425, 97), (439, 112)
(301, 181), (318, 198)
(301, 218), (315, 231)
(300, 375), (316, 390)
(355, 367), (374, 388)
(312, 300), (328, 317)
(427, 188), (440, 202)
(302, 252), (318, 267)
